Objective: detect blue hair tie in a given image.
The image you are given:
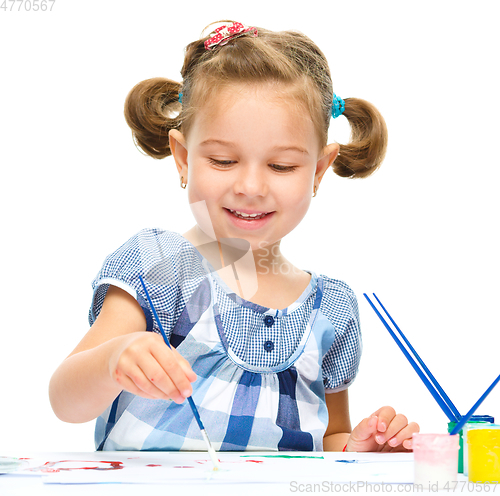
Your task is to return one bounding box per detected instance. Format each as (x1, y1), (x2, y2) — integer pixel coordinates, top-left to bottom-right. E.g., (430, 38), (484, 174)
(331, 93), (345, 119)
(178, 92), (183, 104)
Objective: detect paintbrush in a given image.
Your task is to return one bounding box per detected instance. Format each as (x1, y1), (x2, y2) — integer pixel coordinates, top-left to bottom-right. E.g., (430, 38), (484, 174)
(372, 293), (461, 421)
(363, 293), (459, 422)
(365, 293), (500, 436)
(138, 275), (220, 470)
(449, 373), (500, 435)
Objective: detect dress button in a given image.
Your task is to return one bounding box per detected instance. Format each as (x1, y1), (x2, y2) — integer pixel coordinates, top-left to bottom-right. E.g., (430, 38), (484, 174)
(264, 340), (274, 352)
(264, 315), (274, 327)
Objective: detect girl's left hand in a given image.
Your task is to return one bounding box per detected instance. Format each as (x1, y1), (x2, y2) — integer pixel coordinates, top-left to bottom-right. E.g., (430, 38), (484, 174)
(345, 406), (419, 452)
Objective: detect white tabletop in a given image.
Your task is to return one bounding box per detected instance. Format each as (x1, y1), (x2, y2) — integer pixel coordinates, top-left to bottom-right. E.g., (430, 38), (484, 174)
(0, 451), (479, 496)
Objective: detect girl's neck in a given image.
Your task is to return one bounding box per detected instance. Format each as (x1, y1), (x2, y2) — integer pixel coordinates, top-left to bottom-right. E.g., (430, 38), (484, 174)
(181, 225), (285, 270)
(181, 225), (310, 307)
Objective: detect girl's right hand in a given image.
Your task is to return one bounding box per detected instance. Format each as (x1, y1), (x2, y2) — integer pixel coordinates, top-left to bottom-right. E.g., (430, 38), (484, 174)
(50, 285), (197, 423)
(108, 331), (197, 403)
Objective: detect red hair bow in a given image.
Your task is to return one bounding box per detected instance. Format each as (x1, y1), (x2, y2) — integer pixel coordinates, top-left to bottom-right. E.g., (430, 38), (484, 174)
(204, 22), (258, 50)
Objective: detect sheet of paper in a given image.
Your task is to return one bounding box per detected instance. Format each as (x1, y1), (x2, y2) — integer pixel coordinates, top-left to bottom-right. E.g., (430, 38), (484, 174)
(9, 452), (414, 485)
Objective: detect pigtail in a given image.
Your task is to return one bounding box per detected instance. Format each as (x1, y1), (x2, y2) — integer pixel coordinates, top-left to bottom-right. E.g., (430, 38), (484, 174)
(124, 77), (182, 159)
(334, 98), (388, 179)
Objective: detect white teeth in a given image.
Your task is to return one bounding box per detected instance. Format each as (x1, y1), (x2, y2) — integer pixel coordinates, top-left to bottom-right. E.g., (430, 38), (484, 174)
(229, 209), (269, 220)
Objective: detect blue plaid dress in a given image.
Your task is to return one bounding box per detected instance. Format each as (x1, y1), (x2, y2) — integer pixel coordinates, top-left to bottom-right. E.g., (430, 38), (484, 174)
(90, 229), (362, 451)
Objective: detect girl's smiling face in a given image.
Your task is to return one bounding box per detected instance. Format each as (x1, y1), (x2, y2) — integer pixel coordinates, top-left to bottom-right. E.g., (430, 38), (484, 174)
(170, 83), (338, 253)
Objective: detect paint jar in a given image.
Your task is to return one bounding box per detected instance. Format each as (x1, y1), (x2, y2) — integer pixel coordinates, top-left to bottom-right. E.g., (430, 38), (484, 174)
(467, 425), (500, 483)
(413, 433), (459, 489)
(462, 416), (495, 476)
(448, 414), (494, 474)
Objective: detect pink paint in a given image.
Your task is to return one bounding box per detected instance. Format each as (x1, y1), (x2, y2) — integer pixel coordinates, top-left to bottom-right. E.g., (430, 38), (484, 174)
(413, 433), (459, 489)
(146, 464), (162, 467)
(173, 465), (195, 468)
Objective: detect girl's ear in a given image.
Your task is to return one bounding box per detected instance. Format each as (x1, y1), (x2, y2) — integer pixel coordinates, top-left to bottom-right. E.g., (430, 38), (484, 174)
(169, 129), (188, 176)
(315, 142), (340, 185)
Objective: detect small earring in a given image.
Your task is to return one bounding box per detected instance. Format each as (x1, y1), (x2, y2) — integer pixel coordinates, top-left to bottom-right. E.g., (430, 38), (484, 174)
(180, 176), (187, 189)
(312, 185), (318, 197)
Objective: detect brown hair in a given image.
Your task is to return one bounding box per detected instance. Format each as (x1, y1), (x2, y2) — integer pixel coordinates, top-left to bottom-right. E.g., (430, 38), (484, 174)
(124, 22), (387, 178)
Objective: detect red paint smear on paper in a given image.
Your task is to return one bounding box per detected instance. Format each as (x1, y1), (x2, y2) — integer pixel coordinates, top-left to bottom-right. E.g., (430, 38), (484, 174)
(146, 464), (162, 467)
(173, 465), (195, 468)
(29, 460), (124, 473)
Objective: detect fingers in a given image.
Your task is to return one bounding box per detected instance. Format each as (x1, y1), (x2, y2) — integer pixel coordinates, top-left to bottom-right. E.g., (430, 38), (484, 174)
(352, 415), (379, 443)
(170, 346), (198, 383)
(347, 406), (419, 453)
(392, 422), (420, 450)
(370, 406), (419, 450)
(150, 345), (196, 402)
(370, 405), (396, 434)
(110, 332), (197, 403)
(113, 365), (164, 400)
(346, 415), (382, 452)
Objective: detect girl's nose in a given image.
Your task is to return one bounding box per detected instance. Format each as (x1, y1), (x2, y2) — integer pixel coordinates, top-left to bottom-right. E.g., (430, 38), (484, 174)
(233, 163), (268, 198)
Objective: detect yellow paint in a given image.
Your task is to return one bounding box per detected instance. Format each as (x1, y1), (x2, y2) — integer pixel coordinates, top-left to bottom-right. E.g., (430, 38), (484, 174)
(468, 428), (500, 483)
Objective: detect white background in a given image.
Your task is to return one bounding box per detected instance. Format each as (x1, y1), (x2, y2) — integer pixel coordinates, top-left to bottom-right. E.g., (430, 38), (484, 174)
(1, 1), (499, 453)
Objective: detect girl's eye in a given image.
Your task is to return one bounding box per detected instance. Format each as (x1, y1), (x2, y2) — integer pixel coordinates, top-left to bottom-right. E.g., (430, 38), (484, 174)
(270, 164), (298, 172)
(208, 158), (234, 167)
(208, 159), (297, 172)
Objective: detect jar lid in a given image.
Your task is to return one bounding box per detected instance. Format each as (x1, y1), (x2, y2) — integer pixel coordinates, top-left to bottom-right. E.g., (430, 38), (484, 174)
(469, 415), (495, 423)
(467, 423), (500, 430)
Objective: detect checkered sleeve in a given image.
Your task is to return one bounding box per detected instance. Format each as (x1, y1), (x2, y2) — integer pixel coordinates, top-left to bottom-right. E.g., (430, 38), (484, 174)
(88, 228), (186, 336)
(320, 277), (362, 393)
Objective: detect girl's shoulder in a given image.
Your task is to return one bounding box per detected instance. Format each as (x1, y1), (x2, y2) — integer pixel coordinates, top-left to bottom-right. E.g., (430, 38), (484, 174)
(104, 228), (196, 263)
(114, 227), (191, 252)
(90, 228), (206, 327)
(319, 274), (357, 300)
(95, 228), (203, 286)
(317, 274), (359, 321)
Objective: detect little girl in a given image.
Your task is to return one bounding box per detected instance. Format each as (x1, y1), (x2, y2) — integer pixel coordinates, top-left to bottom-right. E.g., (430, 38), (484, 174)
(49, 21), (419, 452)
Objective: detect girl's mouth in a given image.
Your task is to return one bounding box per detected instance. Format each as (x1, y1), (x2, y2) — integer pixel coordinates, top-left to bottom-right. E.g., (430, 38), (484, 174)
(227, 209), (271, 220)
(224, 208), (275, 230)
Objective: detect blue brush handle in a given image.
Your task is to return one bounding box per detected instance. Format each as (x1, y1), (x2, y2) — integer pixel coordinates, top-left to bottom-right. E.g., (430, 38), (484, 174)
(138, 275), (206, 431)
(372, 293), (460, 421)
(450, 373), (500, 435)
(138, 276), (172, 348)
(364, 293), (457, 422)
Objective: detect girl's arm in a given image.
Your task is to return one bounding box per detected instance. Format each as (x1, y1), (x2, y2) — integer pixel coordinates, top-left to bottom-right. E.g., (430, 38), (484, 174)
(49, 285), (196, 423)
(323, 390), (352, 451)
